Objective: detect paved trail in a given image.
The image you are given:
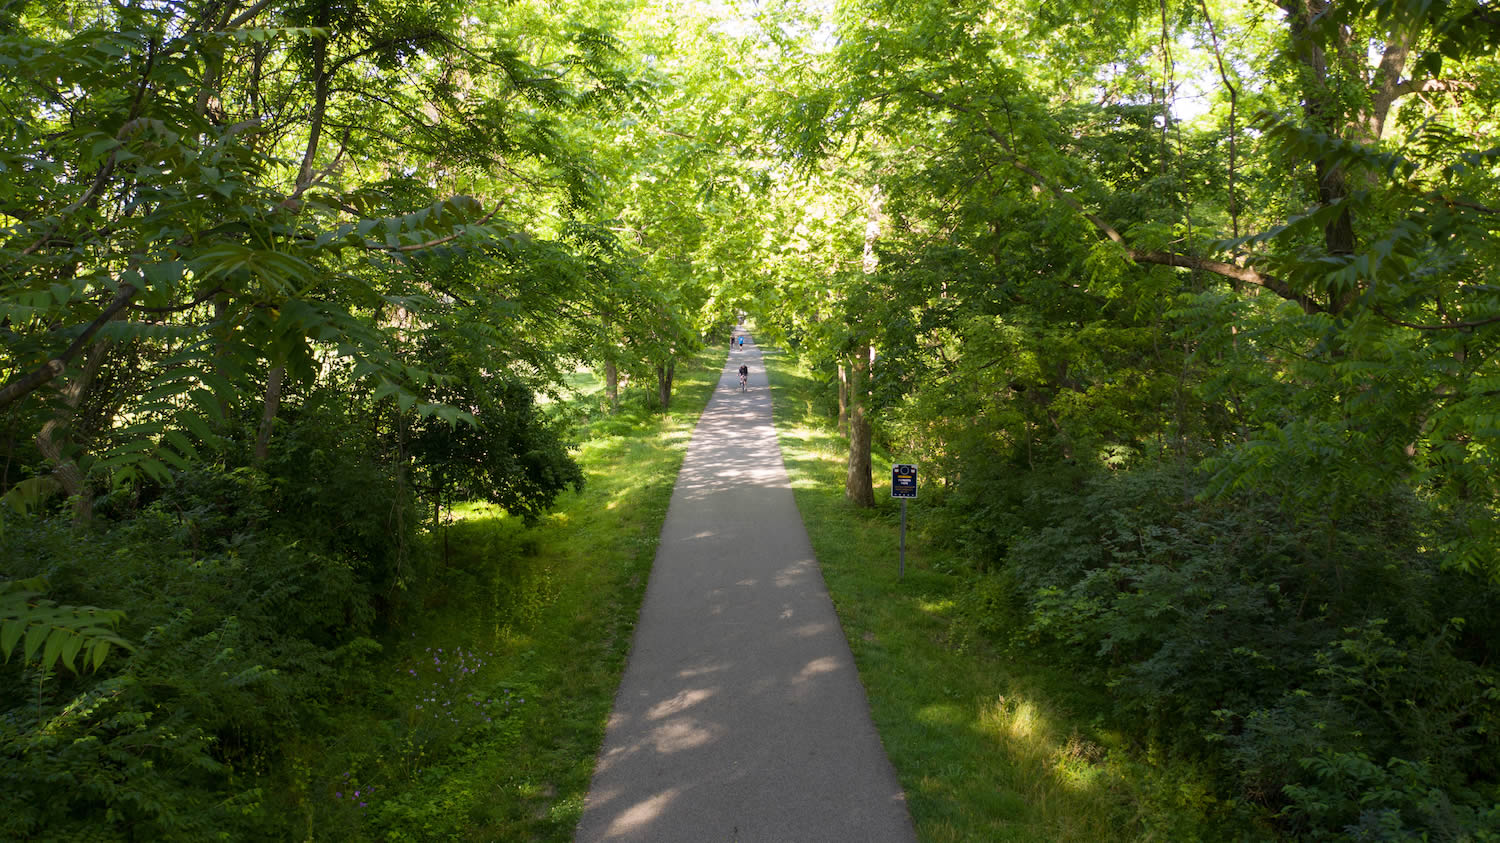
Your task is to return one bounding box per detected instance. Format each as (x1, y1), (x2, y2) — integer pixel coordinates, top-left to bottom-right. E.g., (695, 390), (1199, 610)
(575, 331), (917, 843)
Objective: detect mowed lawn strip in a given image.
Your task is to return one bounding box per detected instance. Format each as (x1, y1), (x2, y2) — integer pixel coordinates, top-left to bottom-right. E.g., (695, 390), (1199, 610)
(762, 347), (1228, 842)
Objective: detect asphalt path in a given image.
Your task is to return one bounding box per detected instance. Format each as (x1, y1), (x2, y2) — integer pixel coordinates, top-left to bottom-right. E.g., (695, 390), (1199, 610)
(574, 330), (917, 843)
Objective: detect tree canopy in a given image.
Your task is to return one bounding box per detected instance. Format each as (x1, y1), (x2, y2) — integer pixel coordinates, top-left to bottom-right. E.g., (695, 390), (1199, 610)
(2, 0), (1498, 838)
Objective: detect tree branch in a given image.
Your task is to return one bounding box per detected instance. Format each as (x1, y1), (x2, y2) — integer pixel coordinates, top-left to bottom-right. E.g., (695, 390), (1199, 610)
(1199, 0), (1240, 238)
(1423, 193), (1500, 216)
(297, 34), (330, 190)
(280, 129), (349, 210)
(0, 284), (139, 413)
(1374, 306), (1500, 331)
(364, 206), (501, 253)
(1392, 78), (1476, 98)
(913, 88), (1321, 312)
(21, 39), (158, 256)
(225, 0), (281, 30)
(125, 286), (227, 314)
(1129, 250), (1324, 312)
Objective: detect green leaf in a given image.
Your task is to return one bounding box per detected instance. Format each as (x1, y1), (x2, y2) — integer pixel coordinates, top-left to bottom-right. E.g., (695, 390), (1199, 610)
(42, 628), (67, 673)
(162, 429), (197, 461)
(90, 639), (111, 671)
(22, 621), (48, 663)
(1, 618), (24, 662)
(141, 260), (185, 294)
(1, 476), (61, 517)
(180, 408), (218, 443)
(138, 457), (171, 485)
(89, 137), (121, 160)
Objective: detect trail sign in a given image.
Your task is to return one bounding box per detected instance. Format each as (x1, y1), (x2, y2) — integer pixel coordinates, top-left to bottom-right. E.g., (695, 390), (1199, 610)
(891, 463), (917, 578)
(891, 464), (918, 499)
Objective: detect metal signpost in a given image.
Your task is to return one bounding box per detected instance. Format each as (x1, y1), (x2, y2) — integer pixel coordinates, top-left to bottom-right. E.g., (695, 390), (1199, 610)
(891, 464), (917, 578)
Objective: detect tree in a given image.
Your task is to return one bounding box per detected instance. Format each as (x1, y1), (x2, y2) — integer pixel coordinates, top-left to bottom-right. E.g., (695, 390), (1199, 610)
(0, 0), (642, 514)
(762, 0), (1500, 834)
(777, 0), (1498, 565)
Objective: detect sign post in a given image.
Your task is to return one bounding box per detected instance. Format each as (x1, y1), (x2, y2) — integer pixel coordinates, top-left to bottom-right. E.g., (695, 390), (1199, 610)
(891, 464), (917, 578)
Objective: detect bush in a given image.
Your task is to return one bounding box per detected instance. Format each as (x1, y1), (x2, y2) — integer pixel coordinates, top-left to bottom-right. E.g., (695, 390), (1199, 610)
(1281, 751), (1500, 841)
(0, 454), (396, 838)
(262, 389), (418, 597)
(949, 461), (1500, 838)
(0, 359), (597, 839)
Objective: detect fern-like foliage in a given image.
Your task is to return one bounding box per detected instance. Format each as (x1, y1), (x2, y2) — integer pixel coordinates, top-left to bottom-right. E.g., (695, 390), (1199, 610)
(0, 579), (132, 674)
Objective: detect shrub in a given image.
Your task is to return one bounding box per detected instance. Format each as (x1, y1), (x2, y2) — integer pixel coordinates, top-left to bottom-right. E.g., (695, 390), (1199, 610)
(950, 461), (1500, 838)
(0, 455), (395, 838)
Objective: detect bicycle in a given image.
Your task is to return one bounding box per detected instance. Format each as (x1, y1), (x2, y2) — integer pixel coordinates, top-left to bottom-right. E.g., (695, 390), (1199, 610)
(739, 372), (747, 392)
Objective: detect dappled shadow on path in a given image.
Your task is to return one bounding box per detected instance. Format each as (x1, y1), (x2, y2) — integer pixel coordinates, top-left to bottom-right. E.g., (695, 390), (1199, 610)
(579, 598), (908, 841)
(574, 337), (915, 842)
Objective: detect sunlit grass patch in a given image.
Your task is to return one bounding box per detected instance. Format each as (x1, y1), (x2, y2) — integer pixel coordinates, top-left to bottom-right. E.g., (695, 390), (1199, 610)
(916, 703), (968, 727)
(450, 500), (502, 520)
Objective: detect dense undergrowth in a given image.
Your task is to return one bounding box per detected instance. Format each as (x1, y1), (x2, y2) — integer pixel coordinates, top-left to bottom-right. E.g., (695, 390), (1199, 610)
(953, 463), (1500, 838)
(765, 347), (1500, 842)
(0, 347), (720, 840)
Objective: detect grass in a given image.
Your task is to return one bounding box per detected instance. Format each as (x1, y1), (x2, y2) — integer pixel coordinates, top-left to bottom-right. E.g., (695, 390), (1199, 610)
(761, 347), (1225, 842)
(288, 344), (727, 840)
(290, 337), (1225, 841)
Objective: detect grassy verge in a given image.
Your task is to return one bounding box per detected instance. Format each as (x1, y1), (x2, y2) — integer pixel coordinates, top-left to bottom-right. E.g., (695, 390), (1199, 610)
(762, 347), (1221, 842)
(290, 346), (725, 840)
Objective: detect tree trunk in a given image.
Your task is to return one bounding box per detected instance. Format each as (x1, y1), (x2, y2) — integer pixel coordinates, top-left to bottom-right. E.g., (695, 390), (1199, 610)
(1, 414), (15, 492)
(297, 34), (330, 190)
(656, 360), (675, 411)
(392, 406), (410, 584)
(212, 293), (234, 420)
(837, 362), (849, 437)
(1286, 0), (1378, 313)
(845, 346), (874, 507)
(254, 365), (284, 464)
(252, 28), (328, 465)
(844, 182), (882, 507)
(602, 311), (619, 410)
(34, 337), (112, 525)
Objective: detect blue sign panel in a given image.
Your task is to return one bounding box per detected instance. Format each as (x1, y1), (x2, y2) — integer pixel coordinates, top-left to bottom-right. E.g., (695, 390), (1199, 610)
(891, 464), (918, 499)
